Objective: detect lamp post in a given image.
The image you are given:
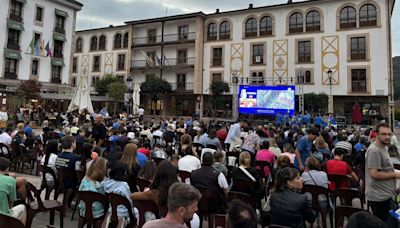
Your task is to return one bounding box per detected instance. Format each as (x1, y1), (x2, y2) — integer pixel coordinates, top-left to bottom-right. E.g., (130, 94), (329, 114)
(232, 70), (239, 121)
(126, 76), (133, 115)
(327, 69), (333, 114)
(297, 68), (305, 114)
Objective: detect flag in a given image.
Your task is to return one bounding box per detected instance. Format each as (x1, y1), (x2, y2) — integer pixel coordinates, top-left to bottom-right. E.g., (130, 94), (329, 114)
(34, 39), (40, 55)
(28, 37), (35, 54)
(40, 40), (45, 56)
(140, 50), (154, 66)
(45, 41), (52, 57)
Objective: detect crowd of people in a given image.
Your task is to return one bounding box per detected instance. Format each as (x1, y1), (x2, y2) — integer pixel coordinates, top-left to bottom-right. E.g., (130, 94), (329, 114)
(0, 110), (399, 228)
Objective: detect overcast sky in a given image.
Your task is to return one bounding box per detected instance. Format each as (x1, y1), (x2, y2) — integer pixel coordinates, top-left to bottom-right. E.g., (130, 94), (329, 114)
(76, 0), (400, 56)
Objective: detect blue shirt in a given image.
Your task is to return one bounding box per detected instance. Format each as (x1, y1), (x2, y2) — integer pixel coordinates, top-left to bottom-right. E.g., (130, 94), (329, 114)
(294, 136), (312, 169)
(136, 152), (148, 167)
(314, 116), (323, 125)
(276, 114), (283, 125)
(355, 143), (365, 153)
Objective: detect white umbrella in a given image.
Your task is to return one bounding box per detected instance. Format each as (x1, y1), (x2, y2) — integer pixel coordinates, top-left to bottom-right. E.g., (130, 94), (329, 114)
(67, 75), (94, 114)
(132, 82), (141, 115)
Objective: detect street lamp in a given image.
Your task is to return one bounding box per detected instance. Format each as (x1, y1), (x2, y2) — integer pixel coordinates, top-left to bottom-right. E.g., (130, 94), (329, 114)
(232, 70), (239, 121)
(297, 68), (305, 114)
(327, 69), (333, 114)
(126, 76), (133, 115)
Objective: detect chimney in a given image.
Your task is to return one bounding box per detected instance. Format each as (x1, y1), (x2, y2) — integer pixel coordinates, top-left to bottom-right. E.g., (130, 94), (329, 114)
(216, 8), (220, 13)
(249, 4), (253, 9)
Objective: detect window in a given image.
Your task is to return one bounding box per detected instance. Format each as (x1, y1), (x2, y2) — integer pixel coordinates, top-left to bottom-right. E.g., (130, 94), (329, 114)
(76, 38), (83, 52)
(114, 33), (122, 49)
(245, 18), (257, 37)
(99, 35), (106, 50)
(252, 44), (264, 65)
(351, 69), (367, 92)
(340, 6), (356, 29)
(351, 37), (366, 60)
(10, 0), (23, 21)
(117, 54), (125, 70)
(260, 16), (273, 36)
(306, 11), (320, 32)
(177, 73), (186, 91)
(90, 36), (97, 51)
(251, 72), (264, 84)
(147, 29), (157, 43)
(212, 73), (222, 82)
(178, 26), (189, 40)
(55, 15), (65, 33)
(91, 76), (99, 87)
(305, 70), (312, 83)
(31, 59), (39, 76)
(51, 66), (62, 83)
(289, 12), (303, 33)
(7, 29), (20, 50)
(71, 77), (76, 87)
(53, 40), (63, 58)
(72, 57), (77, 73)
(298, 41), (311, 63)
(4, 58), (18, 79)
(34, 33), (41, 44)
(220, 21), (230, 40)
(360, 4), (377, 27)
(258, 72), (264, 84)
(35, 6), (43, 22)
(177, 50), (187, 65)
(207, 23), (217, 41)
(212, 48), (223, 67)
(123, 32), (128, 48)
(93, 56), (100, 72)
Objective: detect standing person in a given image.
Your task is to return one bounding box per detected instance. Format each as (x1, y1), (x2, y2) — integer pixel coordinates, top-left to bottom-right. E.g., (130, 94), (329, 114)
(365, 123), (400, 226)
(138, 107), (144, 122)
(275, 112), (283, 128)
(91, 114), (107, 151)
(224, 120), (248, 152)
(294, 127), (319, 171)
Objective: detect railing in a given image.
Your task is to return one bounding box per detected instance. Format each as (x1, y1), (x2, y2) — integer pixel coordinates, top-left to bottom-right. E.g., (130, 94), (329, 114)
(51, 78), (61, 84)
(132, 32), (196, 46)
(170, 82), (194, 91)
(10, 14), (22, 22)
(131, 57), (195, 69)
(53, 52), (63, 59)
(54, 27), (65, 34)
(7, 42), (20, 51)
(4, 72), (17, 80)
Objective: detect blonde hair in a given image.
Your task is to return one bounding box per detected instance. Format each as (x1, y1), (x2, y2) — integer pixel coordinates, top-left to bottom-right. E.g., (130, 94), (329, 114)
(239, 151), (251, 167)
(269, 138), (278, 147)
(283, 143), (294, 153)
(120, 143), (138, 173)
(17, 123), (24, 131)
(86, 157), (107, 181)
(315, 136), (328, 150)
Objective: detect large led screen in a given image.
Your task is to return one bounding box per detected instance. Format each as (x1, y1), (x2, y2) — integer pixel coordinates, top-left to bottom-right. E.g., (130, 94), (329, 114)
(238, 85), (295, 115)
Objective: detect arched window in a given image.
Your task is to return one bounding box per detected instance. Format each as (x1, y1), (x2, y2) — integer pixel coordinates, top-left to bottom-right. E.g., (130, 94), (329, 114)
(360, 4), (377, 27)
(207, 23), (217, 41)
(306, 10), (320, 31)
(90, 36), (97, 51)
(114, 33), (122, 49)
(123, 32), (129, 48)
(219, 21), (230, 40)
(76, 37), (83, 52)
(260, 16), (273, 36)
(245, 18), (257, 37)
(289, 12), (303, 33)
(340, 6), (356, 28)
(258, 72), (264, 84)
(98, 35), (106, 50)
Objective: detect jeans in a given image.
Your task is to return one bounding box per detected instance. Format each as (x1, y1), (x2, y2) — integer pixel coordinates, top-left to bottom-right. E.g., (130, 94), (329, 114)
(368, 199), (398, 228)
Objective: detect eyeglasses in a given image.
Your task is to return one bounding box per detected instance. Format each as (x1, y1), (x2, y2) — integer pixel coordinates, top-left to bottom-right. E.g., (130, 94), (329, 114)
(379, 133), (393, 137)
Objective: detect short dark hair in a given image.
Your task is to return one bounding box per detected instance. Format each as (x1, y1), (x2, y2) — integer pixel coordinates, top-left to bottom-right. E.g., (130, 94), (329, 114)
(375, 122), (391, 133)
(109, 161), (128, 181)
(334, 147), (347, 156)
(227, 199), (258, 228)
(308, 127), (320, 136)
(261, 140), (270, 149)
(347, 211), (386, 228)
(61, 136), (75, 150)
(0, 157), (11, 171)
(202, 152), (214, 166)
(274, 167), (299, 191)
(167, 183), (201, 212)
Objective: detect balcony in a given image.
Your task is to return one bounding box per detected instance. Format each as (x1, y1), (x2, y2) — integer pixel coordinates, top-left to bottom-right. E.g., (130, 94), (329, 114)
(132, 32), (196, 47)
(131, 57), (195, 70)
(4, 72), (17, 80)
(54, 27), (65, 34)
(10, 14), (22, 22)
(7, 42), (20, 51)
(51, 78), (61, 84)
(171, 82), (194, 92)
(53, 52), (64, 59)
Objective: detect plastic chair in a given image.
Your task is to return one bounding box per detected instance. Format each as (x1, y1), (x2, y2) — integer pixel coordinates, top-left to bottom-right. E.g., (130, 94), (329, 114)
(178, 170), (191, 183)
(206, 144), (218, 150)
(25, 181), (64, 228)
(76, 191), (108, 228)
(0, 142), (11, 158)
(71, 170), (88, 220)
(210, 214), (227, 228)
(57, 168), (78, 210)
(195, 187), (225, 228)
(136, 177), (151, 192)
(328, 174), (350, 191)
(232, 178), (255, 196)
(335, 205), (367, 228)
(228, 191), (257, 209)
(334, 188), (364, 209)
(132, 200), (160, 228)
(39, 165), (60, 200)
(108, 193), (137, 228)
(302, 184), (333, 228)
(0, 213), (25, 228)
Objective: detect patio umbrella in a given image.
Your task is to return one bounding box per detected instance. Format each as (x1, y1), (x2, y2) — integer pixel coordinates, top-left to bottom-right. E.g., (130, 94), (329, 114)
(132, 82), (141, 115)
(67, 75), (94, 114)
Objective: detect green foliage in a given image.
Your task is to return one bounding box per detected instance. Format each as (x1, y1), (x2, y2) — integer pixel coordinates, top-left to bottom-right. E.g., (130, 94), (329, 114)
(17, 79), (42, 100)
(140, 75), (172, 96)
(395, 110), (400, 121)
(210, 80), (230, 95)
(393, 56), (400, 100)
(304, 92), (329, 112)
(95, 75), (123, 96)
(107, 81), (127, 101)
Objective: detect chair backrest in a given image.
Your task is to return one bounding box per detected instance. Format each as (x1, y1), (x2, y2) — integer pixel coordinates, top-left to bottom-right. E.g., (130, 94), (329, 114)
(192, 143), (204, 155)
(228, 191), (257, 209)
(206, 144), (218, 150)
(211, 214), (227, 228)
(76, 191), (108, 224)
(132, 200), (160, 228)
(40, 165), (60, 200)
(178, 170), (191, 183)
(232, 178), (255, 195)
(0, 143), (10, 156)
(0, 213), (25, 228)
(108, 193), (136, 228)
(328, 174), (350, 191)
(136, 177), (151, 192)
(335, 205), (367, 228)
(225, 151), (239, 166)
(11, 143), (21, 156)
(196, 187), (224, 215)
(255, 160), (271, 178)
(57, 168), (77, 191)
(302, 184), (330, 211)
(26, 181), (46, 210)
(334, 188), (364, 208)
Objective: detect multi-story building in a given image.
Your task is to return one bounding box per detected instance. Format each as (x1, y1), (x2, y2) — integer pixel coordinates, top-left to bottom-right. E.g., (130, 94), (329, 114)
(0, 0), (82, 109)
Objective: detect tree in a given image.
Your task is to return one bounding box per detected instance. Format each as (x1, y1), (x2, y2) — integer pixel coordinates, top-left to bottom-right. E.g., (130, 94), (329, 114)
(140, 75), (172, 115)
(209, 80), (230, 116)
(393, 56), (400, 100)
(107, 81), (127, 113)
(95, 74), (123, 96)
(304, 92), (328, 112)
(16, 79), (42, 108)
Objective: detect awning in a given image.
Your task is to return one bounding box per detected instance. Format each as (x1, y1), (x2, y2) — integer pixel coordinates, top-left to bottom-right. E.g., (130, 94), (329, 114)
(15, 0), (26, 4)
(40, 92), (115, 102)
(55, 9), (68, 18)
(7, 20), (24, 31)
(53, 32), (67, 42)
(4, 48), (22, 60)
(51, 58), (65, 67)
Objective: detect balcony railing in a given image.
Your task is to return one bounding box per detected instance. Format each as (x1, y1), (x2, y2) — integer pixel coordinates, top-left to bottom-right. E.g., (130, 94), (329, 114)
(54, 27), (65, 34)
(132, 32), (196, 46)
(7, 42), (20, 51)
(131, 57), (195, 69)
(51, 78), (61, 84)
(53, 52), (64, 59)
(171, 82), (194, 92)
(10, 14), (22, 22)
(4, 72), (17, 80)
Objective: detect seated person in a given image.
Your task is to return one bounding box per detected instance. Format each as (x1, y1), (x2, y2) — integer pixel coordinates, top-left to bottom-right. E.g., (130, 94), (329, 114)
(55, 136), (80, 189)
(326, 147), (359, 191)
(301, 157), (329, 208)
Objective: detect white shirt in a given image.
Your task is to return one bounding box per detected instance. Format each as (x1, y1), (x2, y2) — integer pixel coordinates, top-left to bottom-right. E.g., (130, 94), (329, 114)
(40, 153), (58, 182)
(0, 132), (12, 145)
(138, 108), (144, 116)
(178, 155), (201, 173)
(224, 123), (241, 144)
(0, 111), (8, 121)
(217, 172), (229, 189)
(152, 130), (163, 138)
